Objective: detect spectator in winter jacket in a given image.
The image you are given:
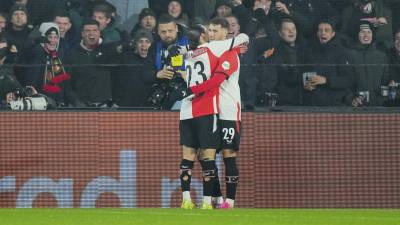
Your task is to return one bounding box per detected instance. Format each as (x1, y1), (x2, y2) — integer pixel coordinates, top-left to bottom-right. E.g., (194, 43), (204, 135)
(302, 19), (355, 106)
(25, 22), (81, 106)
(351, 21), (390, 107)
(52, 10), (80, 57)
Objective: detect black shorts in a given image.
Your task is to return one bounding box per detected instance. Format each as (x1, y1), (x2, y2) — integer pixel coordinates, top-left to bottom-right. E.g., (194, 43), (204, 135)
(180, 114), (220, 149)
(218, 120), (241, 152)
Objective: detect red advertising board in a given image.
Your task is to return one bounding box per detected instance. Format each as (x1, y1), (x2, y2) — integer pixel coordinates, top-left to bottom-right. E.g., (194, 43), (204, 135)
(0, 112), (399, 208)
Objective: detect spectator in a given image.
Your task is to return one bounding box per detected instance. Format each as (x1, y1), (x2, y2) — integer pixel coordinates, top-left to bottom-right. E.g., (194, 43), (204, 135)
(53, 10), (80, 57)
(388, 29), (400, 85)
(251, 0), (281, 45)
(341, 0), (393, 50)
(277, 0), (337, 39)
(167, 0), (190, 28)
(4, 4), (33, 86)
(130, 8), (157, 38)
(92, 4), (121, 43)
(214, 0), (253, 35)
(0, 35), (20, 107)
(65, 19), (116, 106)
(144, 14), (189, 109)
(351, 21), (389, 107)
(385, 28), (400, 106)
(302, 19), (354, 106)
(226, 14), (274, 109)
(25, 22), (81, 107)
(112, 29), (154, 107)
(266, 18), (308, 106)
(14, 0), (60, 26)
(0, 13), (7, 32)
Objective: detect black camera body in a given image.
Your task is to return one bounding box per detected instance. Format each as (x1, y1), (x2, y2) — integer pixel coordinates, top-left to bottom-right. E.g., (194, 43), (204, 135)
(13, 86), (35, 99)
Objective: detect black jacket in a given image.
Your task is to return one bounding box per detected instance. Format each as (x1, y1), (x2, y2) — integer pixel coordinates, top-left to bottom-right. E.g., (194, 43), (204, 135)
(112, 51), (154, 107)
(351, 42), (390, 106)
(65, 42), (117, 105)
(303, 37), (355, 106)
(270, 39), (308, 106)
(0, 65), (20, 105)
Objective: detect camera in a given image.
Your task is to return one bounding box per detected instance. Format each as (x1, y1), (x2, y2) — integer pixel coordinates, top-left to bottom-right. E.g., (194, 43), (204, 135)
(8, 86), (53, 111)
(9, 96), (49, 111)
(13, 86), (35, 99)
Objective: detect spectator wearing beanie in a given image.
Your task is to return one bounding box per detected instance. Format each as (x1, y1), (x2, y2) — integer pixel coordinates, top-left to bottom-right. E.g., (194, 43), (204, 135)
(351, 21), (390, 107)
(167, 0), (190, 28)
(341, 0), (393, 50)
(4, 4), (33, 87)
(130, 8), (157, 38)
(112, 29), (154, 107)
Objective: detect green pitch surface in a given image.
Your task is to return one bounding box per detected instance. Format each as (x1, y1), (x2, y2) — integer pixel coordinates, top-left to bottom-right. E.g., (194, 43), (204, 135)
(1, 209), (399, 225)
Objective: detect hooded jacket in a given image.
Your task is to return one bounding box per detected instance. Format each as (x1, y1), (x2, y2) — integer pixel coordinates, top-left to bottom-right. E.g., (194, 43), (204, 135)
(26, 22), (80, 106)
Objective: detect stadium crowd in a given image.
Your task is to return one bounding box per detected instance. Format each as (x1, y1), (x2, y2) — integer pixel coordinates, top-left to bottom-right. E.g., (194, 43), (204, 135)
(1, 0), (400, 109)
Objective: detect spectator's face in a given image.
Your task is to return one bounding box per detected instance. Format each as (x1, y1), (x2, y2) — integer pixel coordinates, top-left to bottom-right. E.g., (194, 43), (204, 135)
(11, 11), (27, 29)
(168, 1), (182, 18)
(92, 11), (110, 31)
(226, 16), (240, 38)
(135, 37), (152, 58)
(82, 24), (100, 47)
(359, 29), (373, 44)
(0, 15), (6, 31)
(157, 22), (178, 46)
(394, 32), (400, 53)
(317, 23), (335, 44)
(140, 16), (156, 30)
(45, 33), (59, 51)
(279, 21), (297, 45)
(217, 5), (232, 17)
(208, 24), (228, 41)
(54, 16), (72, 38)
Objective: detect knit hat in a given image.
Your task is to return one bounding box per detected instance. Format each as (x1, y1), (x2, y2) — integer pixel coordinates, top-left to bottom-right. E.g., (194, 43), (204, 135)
(39, 22), (60, 50)
(359, 20), (374, 33)
(133, 29), (154, 45)
(215, 0), (233, 9)
(138, 8), (156, 22)
(9, 4), (28, 16)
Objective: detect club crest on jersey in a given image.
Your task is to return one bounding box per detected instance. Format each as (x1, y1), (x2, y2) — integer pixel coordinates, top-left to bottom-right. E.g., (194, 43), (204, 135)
(222, 61), (230, 70)
(192, 48), (207, 58)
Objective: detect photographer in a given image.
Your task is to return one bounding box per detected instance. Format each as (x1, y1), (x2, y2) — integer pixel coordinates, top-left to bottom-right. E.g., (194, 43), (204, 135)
(144, 14), (189, 109)
(0, 37), (49, 110)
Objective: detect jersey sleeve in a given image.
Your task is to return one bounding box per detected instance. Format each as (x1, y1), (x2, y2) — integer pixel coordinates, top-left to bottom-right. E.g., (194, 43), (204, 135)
(204, 33), (249, 57)
(189, 50), (239, 95)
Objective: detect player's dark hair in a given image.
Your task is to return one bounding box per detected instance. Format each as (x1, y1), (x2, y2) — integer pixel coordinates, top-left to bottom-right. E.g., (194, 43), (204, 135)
(209, 17), (229, 30)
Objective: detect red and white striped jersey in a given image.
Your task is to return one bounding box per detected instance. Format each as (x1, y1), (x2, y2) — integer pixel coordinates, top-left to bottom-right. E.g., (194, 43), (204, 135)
(217, 51), (241, 121)
(180, 33), (248, 120)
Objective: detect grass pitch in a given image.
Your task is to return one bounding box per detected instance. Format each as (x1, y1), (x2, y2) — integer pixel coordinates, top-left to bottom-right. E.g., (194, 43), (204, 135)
(1, 209), (399, 225)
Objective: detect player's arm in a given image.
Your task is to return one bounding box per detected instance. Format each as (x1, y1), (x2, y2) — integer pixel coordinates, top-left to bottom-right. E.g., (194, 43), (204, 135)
(205, 33), (249, 55)
(187, 50), (239, 96)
